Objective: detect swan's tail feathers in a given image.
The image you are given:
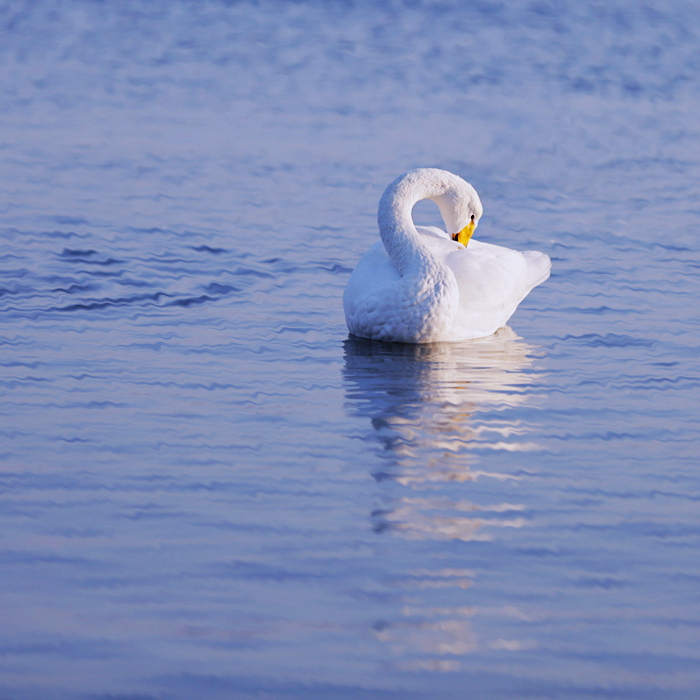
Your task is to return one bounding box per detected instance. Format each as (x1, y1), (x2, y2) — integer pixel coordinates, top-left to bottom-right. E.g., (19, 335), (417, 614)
(522, 251), (552, 292)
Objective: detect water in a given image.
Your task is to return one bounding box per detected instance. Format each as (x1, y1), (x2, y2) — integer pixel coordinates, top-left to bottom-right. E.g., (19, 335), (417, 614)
(1, 1), (700, 697)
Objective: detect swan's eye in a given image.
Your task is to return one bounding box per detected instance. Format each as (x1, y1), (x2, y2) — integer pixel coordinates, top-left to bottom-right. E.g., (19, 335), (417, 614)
(471, 214), (475, 221)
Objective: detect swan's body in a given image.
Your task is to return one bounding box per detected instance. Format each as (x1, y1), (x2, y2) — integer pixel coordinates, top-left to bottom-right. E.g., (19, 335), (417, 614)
(343, 168), (551, 343)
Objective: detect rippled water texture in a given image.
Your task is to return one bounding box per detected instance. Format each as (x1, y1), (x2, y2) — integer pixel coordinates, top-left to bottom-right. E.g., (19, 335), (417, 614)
(1, 1), (700, 698)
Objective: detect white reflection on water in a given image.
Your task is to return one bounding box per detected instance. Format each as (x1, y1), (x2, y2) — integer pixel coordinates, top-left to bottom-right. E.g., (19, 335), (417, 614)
(343, 327), (541, 666)
(343, 326), (538, 496)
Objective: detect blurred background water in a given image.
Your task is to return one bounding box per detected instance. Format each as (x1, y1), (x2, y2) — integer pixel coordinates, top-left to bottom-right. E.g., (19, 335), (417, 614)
(1, 1), (700, 698)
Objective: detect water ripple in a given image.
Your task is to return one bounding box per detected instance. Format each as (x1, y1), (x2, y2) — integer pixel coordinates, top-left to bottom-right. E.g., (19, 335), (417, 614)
(1, 0), (700, 698)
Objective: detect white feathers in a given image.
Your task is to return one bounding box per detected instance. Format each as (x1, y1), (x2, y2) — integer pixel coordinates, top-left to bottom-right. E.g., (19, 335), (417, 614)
(343, 169), (551, 343)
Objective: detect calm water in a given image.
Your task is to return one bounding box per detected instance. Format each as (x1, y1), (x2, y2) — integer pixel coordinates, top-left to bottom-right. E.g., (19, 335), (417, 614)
(1, 1), (700, 698)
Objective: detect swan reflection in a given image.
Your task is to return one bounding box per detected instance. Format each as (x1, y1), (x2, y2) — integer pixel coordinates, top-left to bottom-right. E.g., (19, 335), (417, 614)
(342, 327), (541, 666)
(343, 326), (539, 504)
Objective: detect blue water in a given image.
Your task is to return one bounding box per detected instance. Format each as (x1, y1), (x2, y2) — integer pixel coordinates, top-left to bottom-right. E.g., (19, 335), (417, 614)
(1, 1), (700, 698)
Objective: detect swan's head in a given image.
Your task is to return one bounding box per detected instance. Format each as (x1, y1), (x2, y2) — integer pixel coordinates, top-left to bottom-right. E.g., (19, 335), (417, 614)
(438, 175), (484, 246)
(421, 170), (483, 247)
(451, 214), (477, 246)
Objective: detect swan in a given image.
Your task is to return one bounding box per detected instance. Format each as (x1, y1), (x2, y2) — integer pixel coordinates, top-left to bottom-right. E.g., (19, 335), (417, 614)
(343, 168), (551, 343)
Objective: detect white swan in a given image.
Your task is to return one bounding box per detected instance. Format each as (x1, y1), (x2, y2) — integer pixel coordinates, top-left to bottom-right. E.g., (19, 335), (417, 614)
(343, 168), (551, 343)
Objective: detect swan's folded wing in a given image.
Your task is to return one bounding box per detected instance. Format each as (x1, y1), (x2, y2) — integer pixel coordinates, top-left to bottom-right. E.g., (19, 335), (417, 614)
(522, 250), (552, 292)
(444, 239), (550, 337)
(446, 240), (529, 311)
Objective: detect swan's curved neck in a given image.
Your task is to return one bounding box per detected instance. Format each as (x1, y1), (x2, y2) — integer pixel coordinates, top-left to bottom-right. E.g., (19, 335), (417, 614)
(378, 169), (466, 276)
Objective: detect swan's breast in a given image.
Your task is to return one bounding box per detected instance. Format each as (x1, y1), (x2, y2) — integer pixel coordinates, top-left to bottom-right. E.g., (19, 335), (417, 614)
(343, 238), (458, 343)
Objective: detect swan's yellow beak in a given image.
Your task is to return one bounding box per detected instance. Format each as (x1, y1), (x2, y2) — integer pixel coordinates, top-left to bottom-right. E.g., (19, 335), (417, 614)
(451, 220), (476, 246)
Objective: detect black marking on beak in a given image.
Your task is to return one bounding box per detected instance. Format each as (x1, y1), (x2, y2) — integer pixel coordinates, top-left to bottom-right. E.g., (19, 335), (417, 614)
(452, 233), (458, 241)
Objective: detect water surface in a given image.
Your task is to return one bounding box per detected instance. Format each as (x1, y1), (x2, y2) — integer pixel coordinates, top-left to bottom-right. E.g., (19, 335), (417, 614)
(1, 1), (700, 698)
